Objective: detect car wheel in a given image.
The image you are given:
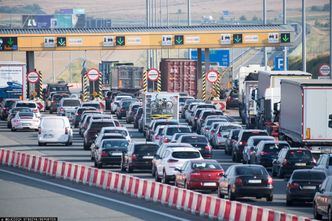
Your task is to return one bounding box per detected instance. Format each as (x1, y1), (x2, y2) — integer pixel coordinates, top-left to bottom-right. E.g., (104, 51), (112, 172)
(232, 153), (236, 162)
(218, 187), (224, 198)
(266, 195), (273, 202)
(120, 161), (126, 172)
(91, 154), (94, 161)
(162, 171), (169, 184)
(83, 142), (89, 150)
(97, 162), (102, 169)
(38, 142), (45, 146)
(228, 187), (235, 200)
(155, 170), (161, 182)
(151, 166), (156, 176)
(313, 203), (323, 220)
(11, 128), (16, 132)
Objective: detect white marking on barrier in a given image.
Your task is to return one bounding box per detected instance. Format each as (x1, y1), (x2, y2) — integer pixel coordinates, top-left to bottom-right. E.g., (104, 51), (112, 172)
(251, 206), (258, 221)
(208, 197), (217, 219)
(137, 179), (144, 198)
(76, 166), (82, 183)
(190, 193), (198, 214)
(153, 183), (160, 202)
(168, 186), (176, 207)
(217, 199), (227, 221)
(110, 173), (116, 190)
(239, 204), (248, 221)
(229, 201), (237, 220)
(176, 188), (184, 210)
(199, 195), (207, 216)
(183, 190), (190, 211)
(55, 161), (63, 178)
(145, 181), (152, 201)
(262, 209), (269, 221)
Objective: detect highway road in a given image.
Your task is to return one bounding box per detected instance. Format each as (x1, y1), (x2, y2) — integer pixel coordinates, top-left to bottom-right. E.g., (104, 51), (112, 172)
(0, 111), (314, 220)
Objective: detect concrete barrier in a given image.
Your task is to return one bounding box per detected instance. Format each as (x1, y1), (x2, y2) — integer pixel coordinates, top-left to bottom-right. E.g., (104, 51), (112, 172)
(0, 148), (312, 221)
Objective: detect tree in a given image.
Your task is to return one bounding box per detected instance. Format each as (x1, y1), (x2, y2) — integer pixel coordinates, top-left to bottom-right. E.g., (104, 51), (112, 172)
(239, 15), (246, 21)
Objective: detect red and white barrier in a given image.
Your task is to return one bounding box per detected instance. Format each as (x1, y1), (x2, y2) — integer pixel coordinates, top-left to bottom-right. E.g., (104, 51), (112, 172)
(0, 149), (312, 221)
(212, 100), (226, 111)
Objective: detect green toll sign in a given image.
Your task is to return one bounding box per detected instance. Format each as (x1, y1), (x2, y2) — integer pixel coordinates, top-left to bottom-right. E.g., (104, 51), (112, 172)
(0, 37), (18, 51)
(233, 34), (242, 44)
(174, 35), (184, 45)
(280, 33), (290, 43)
(116, 36), (125, 46)
(57, 37), (66, 47)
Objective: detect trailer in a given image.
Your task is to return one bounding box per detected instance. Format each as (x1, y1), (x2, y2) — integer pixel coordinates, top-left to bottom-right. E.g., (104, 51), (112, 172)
(240, 73), (258, 128)
(279, 79), (332, 154)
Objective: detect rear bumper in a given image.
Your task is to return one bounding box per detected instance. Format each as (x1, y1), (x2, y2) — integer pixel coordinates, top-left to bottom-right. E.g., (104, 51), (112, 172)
(188, 180), (219, 190)
(234, 186), (273, 197)
(286, 191), (315, 202)
(100, 157), (122, 165)
(282, 166), (314, 176)
(130, 161), (153, 170)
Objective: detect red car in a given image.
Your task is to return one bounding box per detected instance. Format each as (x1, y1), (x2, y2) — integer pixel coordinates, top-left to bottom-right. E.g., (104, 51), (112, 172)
(175, 160), (224, 191)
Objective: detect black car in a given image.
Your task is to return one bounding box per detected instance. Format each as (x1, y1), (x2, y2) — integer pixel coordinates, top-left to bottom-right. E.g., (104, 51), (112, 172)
(286, 169), (326, 206)
(226, 90), (239, 109)
(176, 134), (212, 159)
(133, 107), (143, 129)
(0, 98), (19, 120)
(272, 148), (316, 178)
(93, 138), (129, 168)
(121, 142), (159, 172)
(254, 140), (290, 167)
(232, 129), (268, 162)
(313, 176), (332, 220)
(218, 164), (273, 201)
(73, 107), (97, 128)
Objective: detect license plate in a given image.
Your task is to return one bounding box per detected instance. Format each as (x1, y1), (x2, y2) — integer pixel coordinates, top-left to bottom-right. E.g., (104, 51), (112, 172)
(143, 156), (153, 159)
(248, 180), (262, 184)
(303, 186), (316, 190)
(44, 134), (53, 138)
(295, 163), (306, 166)
(22, 123), (31, 126)
(203, 182), (216, 186)
(111, 152), (122, 156)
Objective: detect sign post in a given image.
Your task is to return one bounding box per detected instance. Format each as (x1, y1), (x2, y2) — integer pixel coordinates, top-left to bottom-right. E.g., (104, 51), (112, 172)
(206, 70), (219, 84)
(147, 68), (160, 92)
(27, 71), (39, 98)
(86, 68), (100, 98)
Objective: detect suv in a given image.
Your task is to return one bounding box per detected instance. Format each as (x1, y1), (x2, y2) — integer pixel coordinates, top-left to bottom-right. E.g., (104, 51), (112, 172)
(146, 119), (179, 141)
(314, 154), (332, 176)
(225, 129), (241, 155)
(49, 93), (70, 114)
(196, 110), (224, 133)
(254, 140), (290, 167)
(242, 136), (275, 164)
(182, 99), (203, 119)
(0, 98), (19, 120)
(13, 100), (40, 118)
(211, 123), (242, 149)
(57, 98), (81, 117)
(73, 107), (96, 128)
(232, 129), (269, 162)
(272, 148), (316, 178)
(116, 99), (136, 119)
(133, 107), (143, 129)
(121, 142), (159, 172)
(159, 125), (192, 145)
(126, 102), (141, 123)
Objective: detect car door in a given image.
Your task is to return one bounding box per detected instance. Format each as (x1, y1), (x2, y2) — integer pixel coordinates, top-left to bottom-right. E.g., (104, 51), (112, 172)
(157, 150), (170, 176)
(321, 177), (332, 215)
(220, 166), (233, 194)
(178, 161), (189, 187)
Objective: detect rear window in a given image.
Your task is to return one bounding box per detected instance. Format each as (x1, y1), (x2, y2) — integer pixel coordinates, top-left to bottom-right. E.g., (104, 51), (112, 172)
(179, 97), (192, 103)
(91, 122), (115, 129)
(5, 100), (17, 108)
(182, 136), (207, 144)
(16, 103), (36, 108)
(202, 112), (223, 120)
(231, 130), (240, 138)
(220, 125), (242, 132)
(53, 94), (69, 101)
(134, 144), (159, 154)
(154, 121), (178, 130)
(207, 119), (227, 126)
(253, 138), (274, 146)
(157, 127), (165, 135)
(78, 108), (96, 114)
(63, 100), (80, 106)
(42, 118), (65, 128)
(292, 171), (326, 180)
(197, 105), (216, 109)
(286, 150), (312, 160)
(242, 131), (268, 141)
(104, 129), (128, 137)
(192, 162), (222, 170)
(172, 151), (201, 159)
(166, 127), (191, 136)
(235, 166), (268, 176)
(19, 112), (34, 117)
(263, 143), (289, 152)
(82, 103), (100, 109)
(102, 140), (129, 149)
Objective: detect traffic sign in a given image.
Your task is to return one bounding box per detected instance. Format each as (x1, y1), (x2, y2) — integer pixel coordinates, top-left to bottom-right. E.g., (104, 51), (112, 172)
(191, 49), (230, 67)
(233, 34), (242, 44)
(57, 37), (66, 47)
(27, 71), (39, 84)
(206, 70), (219, 83)
(0, 37), (18, 51)
(147, 68), (160, 81)
(86, 68), (100, 81)
(174, 35), (184, 45)
(116, 36), (125, 46)
(319, 64), (330, 76)
(274, 56), (288, 71)
(280, 33), (290, 43)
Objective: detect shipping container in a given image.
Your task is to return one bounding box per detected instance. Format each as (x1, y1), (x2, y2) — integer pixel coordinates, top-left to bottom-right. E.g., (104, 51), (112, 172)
(111, 64), (143, 92)
(159, 59), (197, 96)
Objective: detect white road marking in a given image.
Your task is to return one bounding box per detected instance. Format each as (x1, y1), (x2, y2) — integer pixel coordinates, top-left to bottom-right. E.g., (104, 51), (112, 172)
(0, 168), (190, 221)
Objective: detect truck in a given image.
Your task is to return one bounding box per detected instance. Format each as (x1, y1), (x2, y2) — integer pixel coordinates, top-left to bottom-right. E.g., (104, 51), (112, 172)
(255, 70), (312, 132)
(0, 61), (26, 101)
(110, 64), (143, 94)
(43, 81), (71, 110)
(279, 79), (332, 155)
(142, 92), (179, 132)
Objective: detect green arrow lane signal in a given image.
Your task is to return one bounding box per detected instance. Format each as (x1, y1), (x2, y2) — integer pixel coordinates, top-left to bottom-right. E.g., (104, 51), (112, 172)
(233, 34), (242, 44)
(7, 38), (14, 46)
(57, 37), (66, 47)
(281, 33), (290, 43)
(116, 36), (125, 46)
(174, 35), (184, 45)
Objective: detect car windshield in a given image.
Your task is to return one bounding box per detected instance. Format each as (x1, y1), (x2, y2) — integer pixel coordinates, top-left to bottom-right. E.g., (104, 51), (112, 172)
(192, 162), (222, 170)
(286, 150), (312, 160)
(182, 136), (207, 144)
(219, 125), (241, 132)
(82, 103), (100, 109)
(12, 108), (32, 114)
(242, 131), (268, 141)
(172, 151), (201, 159)
(166, 127), (191, 136)
(292, 171), (326, 180)
(202, 112), (223, 120)
(53, 94), (69, 101)
(236, 166), (268, 176)
(63, 100), (80, 106)
(16, 103), (36, 108)
(78, 108), (96, 114)
(179, 97), (192, 103)
(102, 140), (129, 149)
(91, 122), (115, 129)
(19, 112), (34, 118)
(263, 143), (289, 153)
(135, 144), (159, 154)
(42, 118), (65, 128)
(253, 138), (274, 146)
(103, 129), (128, 137)
(154, 121), (178, 130)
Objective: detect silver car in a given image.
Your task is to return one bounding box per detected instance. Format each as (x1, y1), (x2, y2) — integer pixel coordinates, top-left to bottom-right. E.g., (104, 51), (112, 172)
(211, 123), (242, 149)
(57, 98), (81, 118)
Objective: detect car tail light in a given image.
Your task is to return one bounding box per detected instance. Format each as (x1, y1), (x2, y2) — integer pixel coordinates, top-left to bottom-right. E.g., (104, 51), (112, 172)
(33, 109), (38, 113)
(167, 159), (178, 163)
(282, 159), (288, 166)
(190, 172), (201, 179)
(217, 132), (221, 137)
(260, 151), (268, 155)
(2, 107), (6, 111)
(75, 113), (79, 116)
(131, 154), (137, 161)
(38, 127), (41, 134)
(163, 137), (169, 143)
(287, 182), (300, 189)
(211, 131), (215, 135)
(154, 135), (160, 140)
(235, 177), (243, 185)
(239, 141), (247, 145)
(205, 145), (212, 151)
(101, 151), (108, 157)
(267, 176), (273, 185)
(60, 107), (64, 112)
(121, 108), (126, 112)
(65, 127), (69, 134)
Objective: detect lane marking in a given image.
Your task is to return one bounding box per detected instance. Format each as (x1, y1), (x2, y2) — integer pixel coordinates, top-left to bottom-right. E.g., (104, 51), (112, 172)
(0, 168), (190, 221)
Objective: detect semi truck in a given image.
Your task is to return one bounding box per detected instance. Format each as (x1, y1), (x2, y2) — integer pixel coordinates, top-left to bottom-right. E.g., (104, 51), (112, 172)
(279, 79), (332, 154)
(142, 92), (179, 132)
(255, 70), (312, 132)
(0, 61), (26, 101)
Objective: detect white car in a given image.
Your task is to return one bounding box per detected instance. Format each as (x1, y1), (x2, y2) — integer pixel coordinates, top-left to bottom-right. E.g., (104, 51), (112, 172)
(211, 123), (242, 148)
(81, 101), (103, 113)
(155, 147), (203, 184)
(97, 127), (131, 142)
(11, 112), (40, 131)
(151, 125), (166, 144)
(111, 96), (132, 113)
(57, 98), (81, 117)
(38, 116), (73, 146)
(13, 100), (40, 118)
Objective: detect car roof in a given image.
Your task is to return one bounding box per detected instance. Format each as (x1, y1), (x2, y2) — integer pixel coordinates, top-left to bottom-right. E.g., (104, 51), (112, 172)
(189, 159), (219, 163)
(101, 133), (126, 137)
(248, 136), (275, 140)
(259, 140), (289, 145)
(16, 100), (36, 103)
(169, 147), (200, 152)
(82, 102), (99, 104)
(133, 142), (159, 145)
(165, 125), (190, 129)
(179, 134), (205, 138)
(101, 126), (127, 130)
(163, 143), (193, 147)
